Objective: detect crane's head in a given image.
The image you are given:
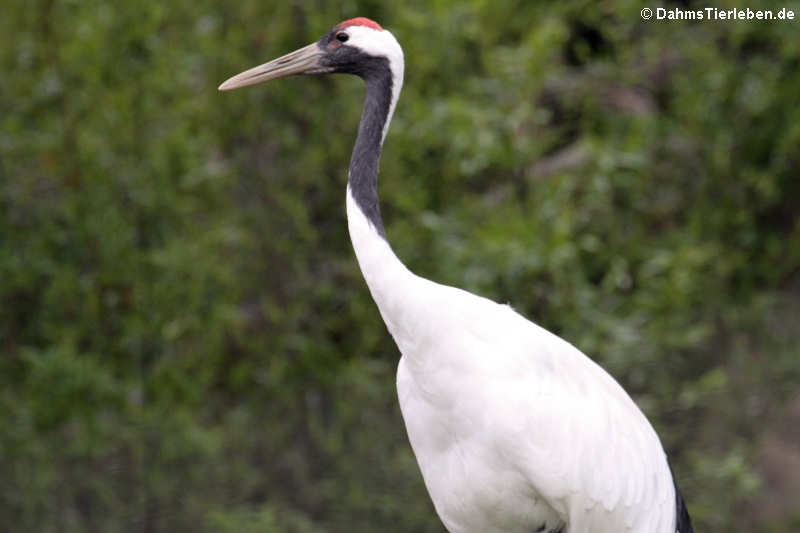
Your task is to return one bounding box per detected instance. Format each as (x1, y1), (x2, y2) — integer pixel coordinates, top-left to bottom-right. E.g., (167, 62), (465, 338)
(218, 17), (403, 91)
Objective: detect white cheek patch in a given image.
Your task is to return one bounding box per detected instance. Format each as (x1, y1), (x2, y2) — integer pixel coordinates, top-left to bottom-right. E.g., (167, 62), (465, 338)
(344, 26), (405, 141)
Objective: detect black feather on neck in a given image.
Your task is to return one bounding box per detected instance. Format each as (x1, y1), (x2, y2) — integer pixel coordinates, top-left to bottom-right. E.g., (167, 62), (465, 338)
(345, 55), (394, 237)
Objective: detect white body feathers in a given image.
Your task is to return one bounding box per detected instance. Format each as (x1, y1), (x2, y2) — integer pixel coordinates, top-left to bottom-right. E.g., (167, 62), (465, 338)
(347, 184), (677, 533)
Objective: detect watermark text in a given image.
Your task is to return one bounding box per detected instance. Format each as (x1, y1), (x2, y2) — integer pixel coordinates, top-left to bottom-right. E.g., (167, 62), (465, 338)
(640, 7), (795, 21)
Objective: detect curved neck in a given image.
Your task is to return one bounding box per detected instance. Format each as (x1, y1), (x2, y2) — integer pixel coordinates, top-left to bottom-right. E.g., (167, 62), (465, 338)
(346, 56), (422, 343)
(347, 58), (401, 237)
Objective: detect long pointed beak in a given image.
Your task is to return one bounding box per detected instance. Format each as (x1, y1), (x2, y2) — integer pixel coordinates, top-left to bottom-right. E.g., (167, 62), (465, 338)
(218, 42), (328, 91)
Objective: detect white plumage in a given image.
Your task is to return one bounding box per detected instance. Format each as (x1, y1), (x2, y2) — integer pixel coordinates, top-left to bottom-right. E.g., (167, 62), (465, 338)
(220, 16), (691, 533)
(348, 186), (675, 533)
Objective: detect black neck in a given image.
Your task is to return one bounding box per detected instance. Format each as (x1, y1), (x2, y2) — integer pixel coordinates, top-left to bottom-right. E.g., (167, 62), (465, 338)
(348, 59), (394, 237)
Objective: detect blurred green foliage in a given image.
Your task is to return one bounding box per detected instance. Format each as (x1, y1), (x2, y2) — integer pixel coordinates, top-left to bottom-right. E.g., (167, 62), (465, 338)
(1, 0), (799, 531)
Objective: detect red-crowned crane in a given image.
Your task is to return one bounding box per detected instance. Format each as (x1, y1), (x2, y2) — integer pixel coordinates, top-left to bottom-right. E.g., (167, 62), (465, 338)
(219, 17), (694, 533)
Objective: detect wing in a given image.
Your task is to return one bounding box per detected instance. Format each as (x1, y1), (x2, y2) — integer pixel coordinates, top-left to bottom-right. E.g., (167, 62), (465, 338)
(475, 301), (676, 533)
(392, 279), (677, 532)
(414, 285), (677, 533)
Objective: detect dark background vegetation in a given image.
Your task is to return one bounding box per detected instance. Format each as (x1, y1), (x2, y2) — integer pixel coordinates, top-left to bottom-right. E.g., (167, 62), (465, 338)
(2, 0), (799, 531)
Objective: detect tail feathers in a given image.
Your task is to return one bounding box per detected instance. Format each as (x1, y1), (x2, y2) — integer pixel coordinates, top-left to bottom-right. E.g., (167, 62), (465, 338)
(671, 464), (694, 533)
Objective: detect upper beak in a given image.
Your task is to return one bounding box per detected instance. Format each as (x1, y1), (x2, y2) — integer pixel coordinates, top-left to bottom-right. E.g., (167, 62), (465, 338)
(218, 42), (328, 91)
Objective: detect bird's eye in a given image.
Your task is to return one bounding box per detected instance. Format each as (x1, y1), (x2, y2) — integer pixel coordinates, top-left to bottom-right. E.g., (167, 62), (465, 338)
(336, 32), (349, 42)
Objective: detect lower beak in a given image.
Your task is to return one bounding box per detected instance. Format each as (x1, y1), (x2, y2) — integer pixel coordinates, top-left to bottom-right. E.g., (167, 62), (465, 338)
(218, 42), (328, 91)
